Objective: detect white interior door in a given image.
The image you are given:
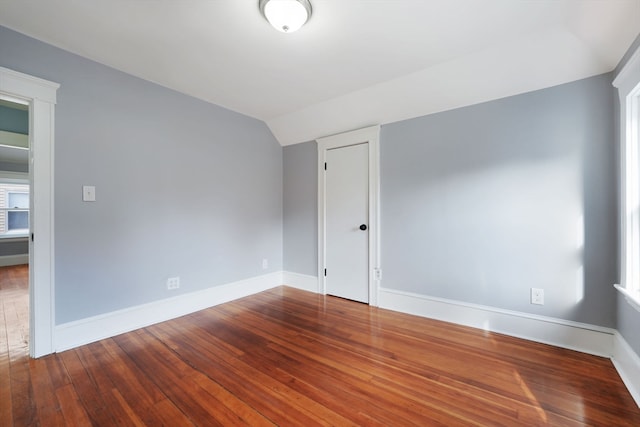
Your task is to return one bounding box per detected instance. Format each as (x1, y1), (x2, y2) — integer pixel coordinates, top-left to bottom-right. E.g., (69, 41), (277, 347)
(325, 143), (369, 303)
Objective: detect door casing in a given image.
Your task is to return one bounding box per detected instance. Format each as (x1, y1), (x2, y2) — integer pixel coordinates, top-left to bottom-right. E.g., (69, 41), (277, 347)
(0, 66), (59, 357)
(317, 125), (381, 306)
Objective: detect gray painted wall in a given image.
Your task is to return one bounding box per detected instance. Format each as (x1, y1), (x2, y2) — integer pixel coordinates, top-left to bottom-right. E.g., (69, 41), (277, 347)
(381, 74), (616, 327)
(0, 26), (283, 324)
(283, 141), (317, 276)
(283, 74), (617, 328)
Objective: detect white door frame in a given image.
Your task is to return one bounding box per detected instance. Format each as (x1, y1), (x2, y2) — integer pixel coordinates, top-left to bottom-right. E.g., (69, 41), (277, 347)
(317, 125), (381, 306)
(0, 66), (59, 357)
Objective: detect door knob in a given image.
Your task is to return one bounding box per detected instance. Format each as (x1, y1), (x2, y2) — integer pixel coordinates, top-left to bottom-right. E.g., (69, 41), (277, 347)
(359, 224), (367, 231)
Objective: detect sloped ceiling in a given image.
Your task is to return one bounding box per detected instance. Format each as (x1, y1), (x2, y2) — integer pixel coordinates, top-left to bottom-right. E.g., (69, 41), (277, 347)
(0, 0), (638, 145)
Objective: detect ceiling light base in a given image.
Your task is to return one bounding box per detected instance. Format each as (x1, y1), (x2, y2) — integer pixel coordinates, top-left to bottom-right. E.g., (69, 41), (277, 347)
(259, 0), (312, 33)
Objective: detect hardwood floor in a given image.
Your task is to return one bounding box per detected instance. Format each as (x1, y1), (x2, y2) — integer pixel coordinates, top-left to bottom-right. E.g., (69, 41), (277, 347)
(1, 264), (639, 426)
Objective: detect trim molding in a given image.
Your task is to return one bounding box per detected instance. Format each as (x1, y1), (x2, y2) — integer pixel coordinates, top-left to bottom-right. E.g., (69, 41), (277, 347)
(55, 271), (283, 352)
(283, 271), (318, 292)
(612, 331), (640, 407)
(378, 287), (614, 358)
(0, 254), (28, 267)
(0, 66), (59, 104)
(615, 283), (640, 313)
(613, 43), (640, 91)
(1, 66), (59, 358)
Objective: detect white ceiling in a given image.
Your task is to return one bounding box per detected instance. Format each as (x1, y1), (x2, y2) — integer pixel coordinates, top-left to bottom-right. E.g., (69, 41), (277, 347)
(0, 0), (638, 146)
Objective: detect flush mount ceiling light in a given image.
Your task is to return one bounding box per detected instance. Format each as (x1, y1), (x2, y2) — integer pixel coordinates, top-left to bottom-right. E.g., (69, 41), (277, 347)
(259, 0), (312, 33)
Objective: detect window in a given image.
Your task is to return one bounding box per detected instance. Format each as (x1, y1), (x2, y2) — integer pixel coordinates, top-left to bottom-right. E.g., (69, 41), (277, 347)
(614, 47), (640, 311)
(7, 191), (28, 231)
(0, 183), (29, 237)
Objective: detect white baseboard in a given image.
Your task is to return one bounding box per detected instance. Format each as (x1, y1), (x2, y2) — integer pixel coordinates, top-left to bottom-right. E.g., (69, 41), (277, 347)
(612, 331), (640, 407)
(378, 287), (615, 358)
(283, 271), (318, 293)
(0, 254), (28, 267)
(55, 271), (283, 352)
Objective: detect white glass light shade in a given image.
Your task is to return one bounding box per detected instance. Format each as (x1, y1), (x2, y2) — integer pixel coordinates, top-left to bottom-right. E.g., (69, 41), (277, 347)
(259, 0), (312, 33)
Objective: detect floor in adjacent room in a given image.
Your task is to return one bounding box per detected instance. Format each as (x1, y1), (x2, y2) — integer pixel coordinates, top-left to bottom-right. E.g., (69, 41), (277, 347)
(1, 264), (639, 426)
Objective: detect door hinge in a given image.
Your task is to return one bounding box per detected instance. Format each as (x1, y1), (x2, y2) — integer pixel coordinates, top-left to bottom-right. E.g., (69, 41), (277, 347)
(324, 268), (327, 277)
(31, 233), (34, 242)
(324, 162), (327, 170)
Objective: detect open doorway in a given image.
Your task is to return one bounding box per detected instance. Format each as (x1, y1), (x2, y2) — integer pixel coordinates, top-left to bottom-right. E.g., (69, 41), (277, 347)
(0, 97), (30, 357)
(1, 66), (58, 358)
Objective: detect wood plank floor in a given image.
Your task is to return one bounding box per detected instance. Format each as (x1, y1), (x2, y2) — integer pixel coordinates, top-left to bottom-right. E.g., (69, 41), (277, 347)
(1, 265), (640, 426)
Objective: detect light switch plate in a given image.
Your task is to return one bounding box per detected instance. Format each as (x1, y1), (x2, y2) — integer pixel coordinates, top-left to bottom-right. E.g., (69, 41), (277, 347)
(83, 185), (96, 202)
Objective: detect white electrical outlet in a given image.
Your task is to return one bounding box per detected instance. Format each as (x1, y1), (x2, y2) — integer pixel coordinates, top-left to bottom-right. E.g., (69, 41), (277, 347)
(531, 288), (544, 305)
(262, 258), (268, 269)
(167, 277), (180, 290)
